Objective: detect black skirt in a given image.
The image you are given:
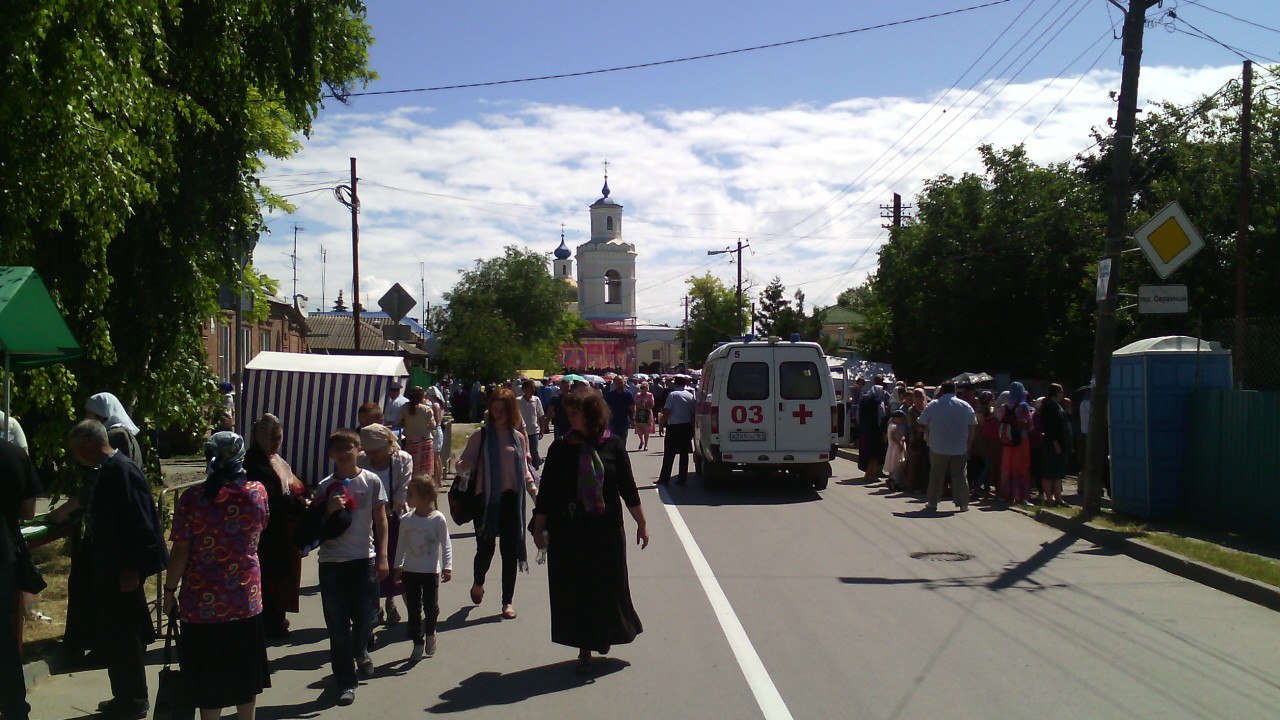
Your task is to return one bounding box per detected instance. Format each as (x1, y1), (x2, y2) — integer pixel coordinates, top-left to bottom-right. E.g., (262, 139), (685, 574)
(178, 615), (271, 709)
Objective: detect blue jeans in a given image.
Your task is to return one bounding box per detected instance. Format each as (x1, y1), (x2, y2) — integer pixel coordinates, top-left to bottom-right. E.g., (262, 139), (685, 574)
(319, 559), (377, 689)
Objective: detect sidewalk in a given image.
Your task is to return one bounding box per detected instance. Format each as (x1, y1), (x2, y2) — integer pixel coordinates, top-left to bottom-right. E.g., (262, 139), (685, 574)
(834, 445), (1280, 612)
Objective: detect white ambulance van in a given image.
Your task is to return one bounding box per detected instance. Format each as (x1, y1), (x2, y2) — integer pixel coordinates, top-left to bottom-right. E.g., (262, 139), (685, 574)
(693, 338), (838, 490)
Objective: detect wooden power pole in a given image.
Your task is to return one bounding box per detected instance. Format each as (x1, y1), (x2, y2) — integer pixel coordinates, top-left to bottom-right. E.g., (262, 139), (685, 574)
(1081, 0), (1162, 512)
(1236, 59), (1252, 389)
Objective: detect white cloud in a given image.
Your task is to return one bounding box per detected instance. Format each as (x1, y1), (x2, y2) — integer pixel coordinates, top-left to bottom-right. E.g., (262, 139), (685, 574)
(256, 63), (1240, 326)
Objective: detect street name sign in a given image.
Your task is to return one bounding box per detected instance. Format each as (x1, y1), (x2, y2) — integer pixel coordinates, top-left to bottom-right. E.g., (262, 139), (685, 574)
(1133, 202), (1205, 279)
(381, 324), (415, 342)
(1138, 285), (1189, 314)
(1096, 258), (1113, 302)
(378, 283), (416, 323)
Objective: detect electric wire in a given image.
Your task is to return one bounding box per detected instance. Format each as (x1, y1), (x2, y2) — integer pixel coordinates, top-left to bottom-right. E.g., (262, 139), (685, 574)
(330, 1), (1019, 99)
(1183, 1), (1280, 35)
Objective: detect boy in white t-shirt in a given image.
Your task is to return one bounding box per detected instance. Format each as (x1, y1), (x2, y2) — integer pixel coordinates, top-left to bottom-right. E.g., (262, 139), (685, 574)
(316, 429), (389, 707)
(394, 476), (453, 661)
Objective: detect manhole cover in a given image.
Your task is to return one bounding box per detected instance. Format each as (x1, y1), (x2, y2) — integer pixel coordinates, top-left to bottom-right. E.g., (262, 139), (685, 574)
(910, 551), (974, 562)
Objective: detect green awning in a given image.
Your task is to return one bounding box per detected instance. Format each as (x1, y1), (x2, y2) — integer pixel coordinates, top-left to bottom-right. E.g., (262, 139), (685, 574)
(0, 266), (83, 370)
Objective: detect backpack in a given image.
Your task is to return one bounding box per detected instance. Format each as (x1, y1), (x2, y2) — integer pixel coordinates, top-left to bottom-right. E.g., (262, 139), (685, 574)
(999, 405), (1023, 447)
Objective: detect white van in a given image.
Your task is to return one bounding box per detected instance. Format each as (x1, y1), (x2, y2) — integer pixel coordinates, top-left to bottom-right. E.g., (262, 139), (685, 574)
(693, 339), (838, 490)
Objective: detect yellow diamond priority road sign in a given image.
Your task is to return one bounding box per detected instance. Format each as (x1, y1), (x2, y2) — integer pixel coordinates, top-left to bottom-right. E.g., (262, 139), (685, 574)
(1133, 201), (1204, 279)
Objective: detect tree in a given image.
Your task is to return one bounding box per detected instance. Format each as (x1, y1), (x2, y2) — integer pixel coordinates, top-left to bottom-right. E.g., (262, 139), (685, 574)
(680, 274), (748, 366)
(0, 1), (374, 491)
(755, 277), (792, 336)
(438, 246), (585, 380)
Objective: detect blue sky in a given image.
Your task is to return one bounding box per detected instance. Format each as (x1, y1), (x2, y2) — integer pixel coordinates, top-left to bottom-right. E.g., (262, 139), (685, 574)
(258, 0), (1278, 326)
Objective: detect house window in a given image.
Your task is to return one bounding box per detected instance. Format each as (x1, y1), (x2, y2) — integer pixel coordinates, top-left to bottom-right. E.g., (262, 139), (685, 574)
(605, 270), (621, 304)
(261, 330), (272, 353)
(240, 327), (253, 366)
(217, 324), (232, 381)
(652, 349), (662, 361)
(606, 216), (614, 232)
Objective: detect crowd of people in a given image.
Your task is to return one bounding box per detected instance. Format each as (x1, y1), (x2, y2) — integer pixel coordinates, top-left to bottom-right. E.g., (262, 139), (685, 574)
(851, 375), (1084, 513)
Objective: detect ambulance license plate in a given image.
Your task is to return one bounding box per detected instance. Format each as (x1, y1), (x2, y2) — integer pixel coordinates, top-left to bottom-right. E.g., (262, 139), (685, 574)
(729, 430), (766, 442)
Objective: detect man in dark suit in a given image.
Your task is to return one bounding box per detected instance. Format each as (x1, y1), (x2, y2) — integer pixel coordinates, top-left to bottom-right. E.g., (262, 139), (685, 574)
(68, 420), (167, 720)
(0, 438), (40, 720)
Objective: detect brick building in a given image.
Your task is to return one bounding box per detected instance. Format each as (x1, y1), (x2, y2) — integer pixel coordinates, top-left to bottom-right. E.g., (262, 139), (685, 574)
(202, 297), (310, 382)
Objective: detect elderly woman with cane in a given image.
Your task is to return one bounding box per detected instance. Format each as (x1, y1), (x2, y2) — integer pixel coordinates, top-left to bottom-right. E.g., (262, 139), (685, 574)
(163, 432), (271, 720)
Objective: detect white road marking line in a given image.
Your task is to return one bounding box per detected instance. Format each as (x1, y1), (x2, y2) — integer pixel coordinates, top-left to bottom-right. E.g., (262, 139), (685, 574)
(658, 487), (795, 720)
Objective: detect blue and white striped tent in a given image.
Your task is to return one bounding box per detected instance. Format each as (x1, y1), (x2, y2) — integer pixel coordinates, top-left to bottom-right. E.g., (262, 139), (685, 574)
(241, 352), (408, 486)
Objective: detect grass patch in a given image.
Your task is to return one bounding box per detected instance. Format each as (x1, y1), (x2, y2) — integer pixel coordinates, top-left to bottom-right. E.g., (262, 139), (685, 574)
(1043, 506), (1280, 589)
(444, 423), (480, 476)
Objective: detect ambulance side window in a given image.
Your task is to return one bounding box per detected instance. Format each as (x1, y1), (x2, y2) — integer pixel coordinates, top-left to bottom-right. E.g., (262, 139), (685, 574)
(780, 361), (822, 399)
(727, 362), (769, 400)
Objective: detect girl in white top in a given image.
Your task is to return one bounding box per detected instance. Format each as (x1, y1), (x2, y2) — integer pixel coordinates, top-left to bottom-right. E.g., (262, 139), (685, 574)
(394, 476), (452, 660)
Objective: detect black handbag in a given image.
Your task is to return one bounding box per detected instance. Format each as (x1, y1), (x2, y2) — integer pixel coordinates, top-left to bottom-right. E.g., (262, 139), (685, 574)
(6, 516), (45, 594)
(153, 616), (194, 720)
(447, 429), (483, 526)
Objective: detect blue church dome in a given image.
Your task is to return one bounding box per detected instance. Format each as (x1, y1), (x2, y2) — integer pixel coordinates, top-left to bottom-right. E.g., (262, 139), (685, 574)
(554, 236), (572, 260)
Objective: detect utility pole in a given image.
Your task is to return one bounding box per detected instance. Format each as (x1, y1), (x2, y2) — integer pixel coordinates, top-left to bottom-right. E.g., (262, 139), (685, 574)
(880, 192), (912, 229)
(335, 158), (361, 351)
(420, 262), (427, 329)
(708, 238), (750, 336)
(1236, 59), (1252, 389)
(683, 295), (690, 368)
(1082, 0), (1162, 513)
(289, 224), (303, 304)
(320, 246), (327, 312)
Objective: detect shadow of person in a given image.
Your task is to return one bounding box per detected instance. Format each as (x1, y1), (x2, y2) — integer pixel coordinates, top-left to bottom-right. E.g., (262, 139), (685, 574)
(257, 691), (337, 720)
(436, 605), (501, 633)
(428, 658), (630, 713)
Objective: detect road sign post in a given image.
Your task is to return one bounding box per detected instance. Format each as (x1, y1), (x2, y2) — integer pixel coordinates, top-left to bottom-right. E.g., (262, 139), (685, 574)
(1138, 285), (1189, 314)
(378, 283), (417, 323)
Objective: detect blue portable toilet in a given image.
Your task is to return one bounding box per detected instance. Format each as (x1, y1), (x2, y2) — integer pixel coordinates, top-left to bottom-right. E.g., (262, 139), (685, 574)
(1109, 336), (1232, 517)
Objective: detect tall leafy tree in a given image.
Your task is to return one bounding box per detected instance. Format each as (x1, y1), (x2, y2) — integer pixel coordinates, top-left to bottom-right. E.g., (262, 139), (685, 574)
(680, 274), (748, 367)
(438, 246), (584, 380)
(0, 1), (374, 489)
(755, 277), (792, 336)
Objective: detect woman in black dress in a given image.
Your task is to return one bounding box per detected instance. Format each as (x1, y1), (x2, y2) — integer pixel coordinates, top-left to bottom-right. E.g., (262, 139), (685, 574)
(532, 387), (649, 675)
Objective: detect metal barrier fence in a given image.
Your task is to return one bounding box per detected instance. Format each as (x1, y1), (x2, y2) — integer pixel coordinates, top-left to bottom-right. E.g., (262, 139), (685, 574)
(152, 478), (203, 635)
(1200, 317), (1280, 392)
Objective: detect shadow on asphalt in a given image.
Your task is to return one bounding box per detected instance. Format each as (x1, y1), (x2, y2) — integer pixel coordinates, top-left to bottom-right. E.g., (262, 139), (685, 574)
(436, 605), (501, 633)
(257, 691), (337, 719)
(427, 658), (630, 713)
(659, 472), (822, 506)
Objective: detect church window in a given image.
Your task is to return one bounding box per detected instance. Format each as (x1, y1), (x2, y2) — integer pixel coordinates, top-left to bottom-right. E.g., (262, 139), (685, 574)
(606, 216), (614, 232)
(605, 270), (622, 304)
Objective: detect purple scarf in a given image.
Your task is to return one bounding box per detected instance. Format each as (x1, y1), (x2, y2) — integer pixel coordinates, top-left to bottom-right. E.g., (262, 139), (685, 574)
(566, 428), (612, 515)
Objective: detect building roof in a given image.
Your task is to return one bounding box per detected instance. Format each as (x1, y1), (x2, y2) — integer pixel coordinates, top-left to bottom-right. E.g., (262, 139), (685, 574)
(305, 314), (398, 353)
(310, 310), (432, 339)
(245, 351), (408, 377)
(821, 305), (865, 325)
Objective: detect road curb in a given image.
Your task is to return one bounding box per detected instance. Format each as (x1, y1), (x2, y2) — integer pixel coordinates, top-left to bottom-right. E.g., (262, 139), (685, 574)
(1025, 507), (1280, 613)
(22, 645), (68, 691)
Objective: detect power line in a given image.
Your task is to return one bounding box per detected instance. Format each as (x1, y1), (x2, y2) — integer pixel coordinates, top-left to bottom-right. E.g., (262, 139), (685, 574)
(1183, 1), (1280, 35)
(1170, 12), (1280, 63)
(330, 1), (1019, 99)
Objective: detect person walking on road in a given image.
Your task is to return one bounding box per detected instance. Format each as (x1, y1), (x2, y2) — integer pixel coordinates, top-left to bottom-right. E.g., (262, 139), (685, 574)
(603, 376), (636, 446)
(857, 379), (888, 483)
(163, 432), (272, 720)
(244, 415), (307, 639)
(393, 477), (452, 661)
(0, 438), (40, 720)
(456, 389), (538, 620)
(315, 429), (390, 707)
(382, 382), (409, 435)
(547, 379), (572, 439)
(657, 376), (696, 485)
(519, 380), (547, 469)
(918, 381), (979, 513)
(634, 383), (656, 451)
(67, 420), (167, 720)
(1038, 384), (1073, 507)
(533, 387), (648, 675)
(399, 387), (438, 484)
(357, 424), (413, 627)
(998, 382), (1035, 507)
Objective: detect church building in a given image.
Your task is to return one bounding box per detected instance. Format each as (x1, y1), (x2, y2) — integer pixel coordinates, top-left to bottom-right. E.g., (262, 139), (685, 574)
(554, 173), (640, 373)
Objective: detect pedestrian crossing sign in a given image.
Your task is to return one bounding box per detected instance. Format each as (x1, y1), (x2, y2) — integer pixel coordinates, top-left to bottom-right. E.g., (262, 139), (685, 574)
(1133, 201), (1204, 279)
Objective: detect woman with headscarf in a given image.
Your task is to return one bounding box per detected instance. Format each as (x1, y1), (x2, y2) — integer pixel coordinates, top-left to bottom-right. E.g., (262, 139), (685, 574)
(162, 432), (271, 720)
(244, 415), (307, 639)
(399, 387), (437, 485)
(357, 423), (413, 626)
(998, 383), (1035, 507)
(426, 386), (448, 485)
(85, 392), (144, 469)
(857, 381), (888, 483)
(456, 389), (537, 620)
(532, 386), (647, 675)
(905, 387), (931, 494)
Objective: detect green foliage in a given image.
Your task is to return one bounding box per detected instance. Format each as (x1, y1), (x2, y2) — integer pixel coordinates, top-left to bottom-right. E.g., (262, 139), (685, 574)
(680, 274), (749, 367)
(0, 1), (374, 492)
(439, 246), (583, 380)
(755, 276), (825, 343)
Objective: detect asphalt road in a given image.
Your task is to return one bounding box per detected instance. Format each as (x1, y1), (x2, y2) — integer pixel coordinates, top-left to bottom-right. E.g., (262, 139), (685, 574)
(29, 436), (1280, 719)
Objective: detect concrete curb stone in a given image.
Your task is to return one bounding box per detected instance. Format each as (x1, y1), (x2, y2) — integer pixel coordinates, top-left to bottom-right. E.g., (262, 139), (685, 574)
(22, 644), (69, 692)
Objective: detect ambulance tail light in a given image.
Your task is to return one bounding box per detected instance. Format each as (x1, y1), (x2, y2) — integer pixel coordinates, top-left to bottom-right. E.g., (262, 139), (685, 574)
(711, 406), (719, 434)
(830, 405), (839, 435)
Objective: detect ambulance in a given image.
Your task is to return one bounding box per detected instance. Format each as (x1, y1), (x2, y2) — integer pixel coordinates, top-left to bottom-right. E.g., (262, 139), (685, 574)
(693, 337), (838, 490)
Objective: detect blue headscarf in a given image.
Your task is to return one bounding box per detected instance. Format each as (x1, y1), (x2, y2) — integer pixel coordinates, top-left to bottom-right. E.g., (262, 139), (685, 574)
(1008, 382), (1028, 408)
(204, 431), (247, 498)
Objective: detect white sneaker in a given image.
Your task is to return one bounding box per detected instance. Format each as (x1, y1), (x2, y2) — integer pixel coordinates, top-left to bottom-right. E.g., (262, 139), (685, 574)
(410, 641), (424, 662)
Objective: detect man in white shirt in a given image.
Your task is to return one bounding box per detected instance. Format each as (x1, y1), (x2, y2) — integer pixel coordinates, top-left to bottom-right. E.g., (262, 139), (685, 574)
(383, 382), (410, 432)
(918, 381), (979, 513)
(519, 380), (547, 468)
(316, 429), (389, 707)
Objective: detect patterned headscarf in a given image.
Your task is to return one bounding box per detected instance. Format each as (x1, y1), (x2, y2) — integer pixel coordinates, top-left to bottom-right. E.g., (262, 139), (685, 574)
(566, 428), (612, 515)
(204, 431), (247, 497)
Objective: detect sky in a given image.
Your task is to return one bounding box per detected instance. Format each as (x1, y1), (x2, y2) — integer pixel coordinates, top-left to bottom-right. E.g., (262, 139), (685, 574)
(255, 0), (1279, 327)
